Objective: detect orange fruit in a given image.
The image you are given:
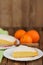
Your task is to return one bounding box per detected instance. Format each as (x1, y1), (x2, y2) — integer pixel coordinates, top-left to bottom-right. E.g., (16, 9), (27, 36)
(20, 34), (32, 44)
(27, 30), (40, 43)
(14, 29), (26, 39)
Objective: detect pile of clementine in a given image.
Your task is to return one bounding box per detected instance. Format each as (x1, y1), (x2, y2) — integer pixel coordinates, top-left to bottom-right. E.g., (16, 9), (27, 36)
(14, 29), (40, 45)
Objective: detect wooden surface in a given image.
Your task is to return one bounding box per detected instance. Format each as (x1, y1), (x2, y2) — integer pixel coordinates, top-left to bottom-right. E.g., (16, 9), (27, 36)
(0, 47), (43, 65)
(0, 43), (43, 65)
(0, 27), (43, 65)
(0, 0), (43, 27)
(0, 57), (42, 65)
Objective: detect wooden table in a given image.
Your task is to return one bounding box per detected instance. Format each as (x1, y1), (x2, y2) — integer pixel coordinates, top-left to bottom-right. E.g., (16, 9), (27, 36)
(0, 44), (43, 65)
(0, 48), (43, 65)
(0, 28), (43, 65)
(0, 57), (43, 65)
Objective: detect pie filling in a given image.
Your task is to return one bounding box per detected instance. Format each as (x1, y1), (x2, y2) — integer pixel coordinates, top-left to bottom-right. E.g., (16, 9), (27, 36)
(12, 51), (38, 58)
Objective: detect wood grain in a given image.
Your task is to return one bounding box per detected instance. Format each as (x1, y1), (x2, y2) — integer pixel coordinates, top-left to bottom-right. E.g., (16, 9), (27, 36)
(6, 60), (14, 65)
(6, 59), (25, 65)
(35, 0), (43, 27)
(29, 0), (43, 28)
(0, 0), (43, 28)
(12, 0), (22, 27)
(0, 0), (12, 27)
(12, 61), (25, 65)
(21, 0), (30, 27)
(0, 57), (7, 65)
(26, 58), (42, 65)
(29, 0), (36, 28)
(39, 31), (43, 50)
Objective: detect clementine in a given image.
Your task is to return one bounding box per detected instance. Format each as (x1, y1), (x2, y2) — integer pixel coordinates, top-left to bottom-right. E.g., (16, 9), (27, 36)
(20, 34), (32, 44)
(14, 29), (26, 39)
(27, 30), (40, 43)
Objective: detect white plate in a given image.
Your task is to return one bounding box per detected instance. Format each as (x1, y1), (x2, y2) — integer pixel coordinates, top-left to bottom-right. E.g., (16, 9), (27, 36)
(0, 39), (20, 49)
(4, 45), (43, 61)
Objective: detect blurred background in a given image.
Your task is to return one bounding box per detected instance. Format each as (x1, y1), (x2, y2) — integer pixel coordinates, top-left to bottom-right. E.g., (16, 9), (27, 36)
(0, 0), (43, 49)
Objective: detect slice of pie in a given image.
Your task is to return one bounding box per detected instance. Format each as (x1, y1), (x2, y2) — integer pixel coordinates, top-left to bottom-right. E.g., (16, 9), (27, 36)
(0, 34), (17, 46)
(12, 46), (38, 58)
